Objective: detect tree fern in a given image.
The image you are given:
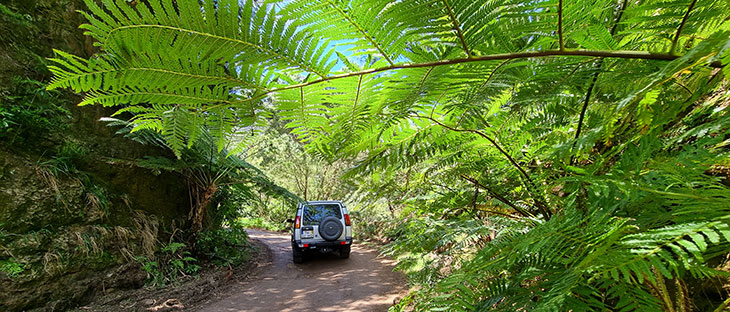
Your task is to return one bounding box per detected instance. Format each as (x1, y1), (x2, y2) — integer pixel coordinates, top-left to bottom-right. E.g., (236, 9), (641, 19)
(49, 0), (730, 310)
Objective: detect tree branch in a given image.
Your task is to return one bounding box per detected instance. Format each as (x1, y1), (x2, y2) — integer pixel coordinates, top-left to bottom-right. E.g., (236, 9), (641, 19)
(418, 115), (529, 182)
(416, 114), (552, 219)
(472, 208), (521, 219)
(570, 64), (600, 165)
(672, 78), (693, 96)
(353, 74), (363, 111)
(558, 0), (564, 51)
(570, 0), (628, 165)
(442, 0), (472, 57)
(672, 0), (698, 54)
(460, 174), (534, 218)
(478, 59), (511, 90)
(275, 49), (683, 91)
(417, 66), (436, 93)
(216, 48), (719, 110)
(545, 57), (599, 96)
(300, 86), (304, 117)
(472, 184), (479, 211)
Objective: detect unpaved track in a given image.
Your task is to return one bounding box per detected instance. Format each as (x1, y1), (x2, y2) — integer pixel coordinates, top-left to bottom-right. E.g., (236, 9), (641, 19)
(196, 230), (406, 312)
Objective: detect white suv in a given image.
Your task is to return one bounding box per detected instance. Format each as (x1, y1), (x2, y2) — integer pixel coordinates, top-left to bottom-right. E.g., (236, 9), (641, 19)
(288, 200), (352, 263)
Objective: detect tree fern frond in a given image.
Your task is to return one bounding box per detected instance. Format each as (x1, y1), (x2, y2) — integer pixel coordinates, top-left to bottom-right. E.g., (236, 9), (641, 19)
(82, 0), (334, 77)
(79, 86), (234, 107)
(47, 50), (265, 93)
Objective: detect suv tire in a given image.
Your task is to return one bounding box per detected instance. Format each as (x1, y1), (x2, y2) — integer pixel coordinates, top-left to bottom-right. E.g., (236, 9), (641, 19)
(340, 245), (351, 259)
(319, 216), (343, 241)
(292, 244), (304, 263)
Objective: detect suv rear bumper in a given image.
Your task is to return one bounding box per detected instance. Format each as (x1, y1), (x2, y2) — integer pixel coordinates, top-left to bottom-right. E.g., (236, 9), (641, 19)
(293, 238), (352, 249)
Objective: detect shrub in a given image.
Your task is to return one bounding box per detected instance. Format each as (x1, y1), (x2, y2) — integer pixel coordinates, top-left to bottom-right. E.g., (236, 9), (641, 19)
(196, 226), (251, 267)
(138, 242), (200, 287)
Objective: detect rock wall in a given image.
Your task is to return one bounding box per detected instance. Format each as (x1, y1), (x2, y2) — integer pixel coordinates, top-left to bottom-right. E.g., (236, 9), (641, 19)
(0, 0), (190, 310)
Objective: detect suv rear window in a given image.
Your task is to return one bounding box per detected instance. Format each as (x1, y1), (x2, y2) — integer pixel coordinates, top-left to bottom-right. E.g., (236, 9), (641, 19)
(303, 204), (342, 225)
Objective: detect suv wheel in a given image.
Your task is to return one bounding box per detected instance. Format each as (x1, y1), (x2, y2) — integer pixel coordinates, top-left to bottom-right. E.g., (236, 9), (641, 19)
(339, 245), (351, 259)
(292, 244), (304, 263)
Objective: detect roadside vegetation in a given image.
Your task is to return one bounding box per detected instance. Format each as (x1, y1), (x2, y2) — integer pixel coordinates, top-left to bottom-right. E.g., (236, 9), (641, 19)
(1, 1), (292, 310)
(2, 0), (730, 311)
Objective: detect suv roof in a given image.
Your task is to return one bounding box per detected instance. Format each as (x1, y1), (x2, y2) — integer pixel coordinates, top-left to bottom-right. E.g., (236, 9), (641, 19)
(302, 200), (343, 204)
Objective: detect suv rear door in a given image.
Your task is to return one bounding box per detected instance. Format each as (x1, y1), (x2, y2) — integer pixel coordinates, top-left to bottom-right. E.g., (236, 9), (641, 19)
(302, 202), (344, 241)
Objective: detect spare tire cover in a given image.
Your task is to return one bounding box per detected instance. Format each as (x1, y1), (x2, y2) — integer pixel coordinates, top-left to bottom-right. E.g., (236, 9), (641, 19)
(319, 216), (343, 241)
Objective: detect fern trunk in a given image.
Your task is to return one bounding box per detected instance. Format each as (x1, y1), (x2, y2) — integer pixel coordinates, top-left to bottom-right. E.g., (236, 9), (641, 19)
(186, 177), (219, 236)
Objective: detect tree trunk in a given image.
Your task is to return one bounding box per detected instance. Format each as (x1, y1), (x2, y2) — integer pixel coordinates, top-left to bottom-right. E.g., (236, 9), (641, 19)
(191, 183), (218, 234)
(387, 203), (396, 217)
(303, 174), (308, 201)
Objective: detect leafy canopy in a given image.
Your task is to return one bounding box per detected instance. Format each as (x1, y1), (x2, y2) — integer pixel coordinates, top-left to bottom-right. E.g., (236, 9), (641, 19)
(48, 0), (729, 157)
(48, 0), (730, 310)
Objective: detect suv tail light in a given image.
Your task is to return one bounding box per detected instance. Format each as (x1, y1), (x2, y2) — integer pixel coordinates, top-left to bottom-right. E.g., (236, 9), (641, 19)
(344, 214), (351, 226)
(295, 216), (301, 229)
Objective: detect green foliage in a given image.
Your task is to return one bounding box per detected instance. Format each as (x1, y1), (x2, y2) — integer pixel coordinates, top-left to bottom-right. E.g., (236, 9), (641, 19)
(416, 210), (730, 311)
(105, 117), (298, 234)
(0, 258), (25, 278)
(196, 226), (251, 266)
(348, 208), (391, 242)
(0, 77), (71, 145)
(83, 182), (110, 218)
(234, 217), (283, 232)
(49, 0), (730, 310)
(242, 115), (355, 201)
(211, 183), (298, 231)
(388, 110), (730, 310)
(228, 117), (352, 226)
(39, 141), (88, 176)
(46, 0), (730, 157)
(34, 141), (115, 217)
(382, 216), (514, 287)
(0, 3), (30, 24)
(138, 242), (200, 287)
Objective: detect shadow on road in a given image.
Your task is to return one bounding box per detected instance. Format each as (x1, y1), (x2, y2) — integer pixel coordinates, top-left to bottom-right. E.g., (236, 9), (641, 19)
(196, 230), (406, 312)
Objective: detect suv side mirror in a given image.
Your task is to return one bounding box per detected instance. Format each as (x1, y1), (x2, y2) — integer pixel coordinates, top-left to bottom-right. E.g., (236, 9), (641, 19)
(286, 218), (294, 223)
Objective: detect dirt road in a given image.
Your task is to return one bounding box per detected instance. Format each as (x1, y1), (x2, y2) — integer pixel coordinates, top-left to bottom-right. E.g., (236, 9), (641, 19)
(196, 230), (406, 312)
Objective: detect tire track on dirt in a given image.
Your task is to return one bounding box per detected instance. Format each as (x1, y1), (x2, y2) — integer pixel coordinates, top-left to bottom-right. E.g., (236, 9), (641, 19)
(195, 230), (406, 312)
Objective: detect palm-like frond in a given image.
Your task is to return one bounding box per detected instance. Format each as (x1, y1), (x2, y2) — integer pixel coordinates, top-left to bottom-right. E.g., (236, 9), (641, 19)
(49, 0), (730, 155)
(49, 0), (730, 309)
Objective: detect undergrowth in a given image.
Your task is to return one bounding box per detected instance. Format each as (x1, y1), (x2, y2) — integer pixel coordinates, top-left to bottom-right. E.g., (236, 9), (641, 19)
(234, 217), (285, 232)
(0, 77), (71, 145)
(197, 227), (252, 267)
(0, 258), (25, 278)
(137, 242), (200, 287)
